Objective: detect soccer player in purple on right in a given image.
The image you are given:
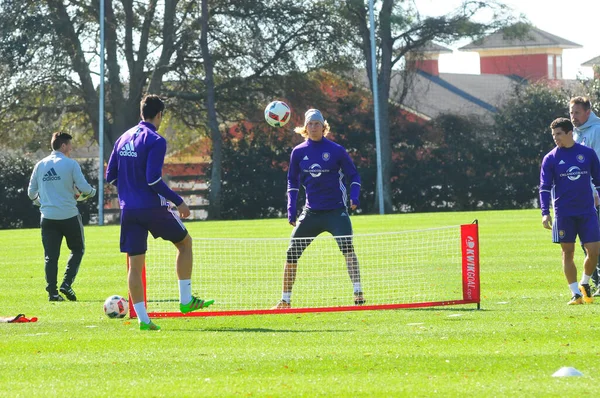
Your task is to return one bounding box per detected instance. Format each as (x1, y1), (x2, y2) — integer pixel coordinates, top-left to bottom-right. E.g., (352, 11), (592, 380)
(272, 109), (364, 309)
(540, 117), (600, 305)
(106, 94), (214, 331)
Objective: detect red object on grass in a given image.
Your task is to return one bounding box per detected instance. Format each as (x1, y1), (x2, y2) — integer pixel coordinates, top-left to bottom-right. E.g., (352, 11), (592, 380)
(0, 314), (38, 323)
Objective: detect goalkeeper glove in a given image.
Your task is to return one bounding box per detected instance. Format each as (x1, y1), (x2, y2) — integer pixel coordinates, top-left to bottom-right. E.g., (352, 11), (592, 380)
(76, 187), (97, 202)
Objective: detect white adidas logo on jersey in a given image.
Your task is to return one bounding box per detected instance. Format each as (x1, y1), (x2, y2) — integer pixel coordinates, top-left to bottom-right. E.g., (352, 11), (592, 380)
(119, 140), (138, 157)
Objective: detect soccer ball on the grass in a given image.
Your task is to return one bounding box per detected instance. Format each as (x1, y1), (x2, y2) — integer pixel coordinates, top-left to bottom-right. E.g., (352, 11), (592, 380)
(103, 295), (128, 318)
(264, 100), (291, 127)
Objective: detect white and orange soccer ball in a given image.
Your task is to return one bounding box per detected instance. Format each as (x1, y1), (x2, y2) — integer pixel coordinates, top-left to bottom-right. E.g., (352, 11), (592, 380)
(103, 295), (128, 319)
(264, 100), (291, 127)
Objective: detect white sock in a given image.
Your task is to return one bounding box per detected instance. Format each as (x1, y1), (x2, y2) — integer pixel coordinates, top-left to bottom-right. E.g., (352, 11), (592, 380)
(179, 279), (192, 305)
(353, 283), (362, 294)
(581, 274), (591, 285)
(282, 292), (291, 303)
(569, 282), (580, 296)
(134, 302), (150, 324)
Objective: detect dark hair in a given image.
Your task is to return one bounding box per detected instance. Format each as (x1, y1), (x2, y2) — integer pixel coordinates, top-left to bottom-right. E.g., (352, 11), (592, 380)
(140, 94), (165, 120)
(569, 96), (591, 111)
(550, 117), (573, 133)
(51, 131), (73, 150)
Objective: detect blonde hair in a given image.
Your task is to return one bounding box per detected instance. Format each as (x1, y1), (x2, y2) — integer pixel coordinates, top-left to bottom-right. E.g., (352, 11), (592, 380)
(294, 120), (331, 139)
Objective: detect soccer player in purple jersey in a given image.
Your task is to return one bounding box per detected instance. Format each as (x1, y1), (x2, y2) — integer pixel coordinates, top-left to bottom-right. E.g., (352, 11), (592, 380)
(540, 117), (600, 305)
(106, 94), (213, 330)
(272, 109), (363, 309)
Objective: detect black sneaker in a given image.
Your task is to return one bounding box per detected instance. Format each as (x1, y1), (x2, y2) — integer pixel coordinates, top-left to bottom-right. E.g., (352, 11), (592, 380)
(49, 294), (65, 302)
(60, 285), (77, 301)
(354, 292), (366, 305)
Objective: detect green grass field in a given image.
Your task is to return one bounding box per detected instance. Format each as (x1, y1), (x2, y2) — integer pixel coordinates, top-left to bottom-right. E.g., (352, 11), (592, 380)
(1, 209), (599, 397)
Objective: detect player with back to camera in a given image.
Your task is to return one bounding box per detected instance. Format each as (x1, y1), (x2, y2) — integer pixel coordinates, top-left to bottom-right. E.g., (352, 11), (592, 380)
(272, 108), (364, 309)
(28, 132), (97, 302)
(106, 94), (214, 331)
(570, 96), (600, 296)
(540, 117), (600, 305)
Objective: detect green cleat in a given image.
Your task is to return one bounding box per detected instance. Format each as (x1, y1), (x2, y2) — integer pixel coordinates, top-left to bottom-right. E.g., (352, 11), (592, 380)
(180, 296), (214, 314)
(139, 321), (161, 331)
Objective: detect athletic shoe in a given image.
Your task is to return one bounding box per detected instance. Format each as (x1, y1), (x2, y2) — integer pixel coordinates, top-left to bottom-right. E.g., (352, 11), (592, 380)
(49, 294), (65, 302)
(579, 284), (594, 304)
(354, 292), (366, 305)
(593, 287), (600, 297)
(59, 285), (77, 301)
(180, 296), (214, 314)
(139, 321), (161, 331)
(568, 294), (583, 305)
(271, 300), (291, 309)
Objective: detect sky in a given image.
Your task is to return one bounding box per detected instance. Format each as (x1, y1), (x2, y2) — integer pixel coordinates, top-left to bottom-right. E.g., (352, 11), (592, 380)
(414, 0), (600, 79)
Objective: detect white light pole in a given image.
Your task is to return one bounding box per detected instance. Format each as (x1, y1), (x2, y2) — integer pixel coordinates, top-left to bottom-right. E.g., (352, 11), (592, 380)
(98, 0), (105, 225)
(369, 0), (384, 214)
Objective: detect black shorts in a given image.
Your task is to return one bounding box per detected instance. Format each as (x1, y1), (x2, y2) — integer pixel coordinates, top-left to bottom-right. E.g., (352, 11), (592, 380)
(287, 208), (354, 262)
(291, 208), (353, 239)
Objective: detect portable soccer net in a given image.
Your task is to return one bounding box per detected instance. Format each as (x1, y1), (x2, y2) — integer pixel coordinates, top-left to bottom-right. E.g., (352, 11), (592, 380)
(128, 221), (480, 318)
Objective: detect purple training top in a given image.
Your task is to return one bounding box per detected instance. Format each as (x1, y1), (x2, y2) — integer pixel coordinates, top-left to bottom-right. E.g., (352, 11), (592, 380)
(287, 137), (360, 222)
(539, 142), (600, 217)
(106, 121), (183, 209)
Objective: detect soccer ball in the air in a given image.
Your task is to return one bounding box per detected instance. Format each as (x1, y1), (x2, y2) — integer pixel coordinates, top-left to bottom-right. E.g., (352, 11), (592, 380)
(264, 100), (291, 127)
(103, 295), (128, 318)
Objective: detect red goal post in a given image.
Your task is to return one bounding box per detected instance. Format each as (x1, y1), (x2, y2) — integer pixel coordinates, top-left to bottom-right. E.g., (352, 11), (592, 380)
(128, 221), (480, 318)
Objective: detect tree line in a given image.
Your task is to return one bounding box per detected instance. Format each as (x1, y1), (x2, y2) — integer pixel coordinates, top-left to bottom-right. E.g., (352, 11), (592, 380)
(0, 0), (521, 220)
(216, 74), (600, 219)
(3, 74), (597, 229)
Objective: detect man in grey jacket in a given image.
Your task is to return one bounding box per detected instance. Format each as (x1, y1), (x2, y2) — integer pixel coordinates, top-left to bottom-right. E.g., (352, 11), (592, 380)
(28, 132), (96, 301)
(571, 96), (600, 295)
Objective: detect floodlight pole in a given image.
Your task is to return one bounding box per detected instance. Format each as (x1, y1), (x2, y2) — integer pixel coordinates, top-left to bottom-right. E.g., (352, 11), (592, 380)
(369, 0), (384, 214)
(98, 0), (105, 225)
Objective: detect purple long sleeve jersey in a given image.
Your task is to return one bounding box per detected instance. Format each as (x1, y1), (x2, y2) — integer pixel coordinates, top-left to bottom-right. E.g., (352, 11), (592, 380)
(539, 142), (600, 217)
(105, 121), (183, 209)
(287, 137), (361, 222)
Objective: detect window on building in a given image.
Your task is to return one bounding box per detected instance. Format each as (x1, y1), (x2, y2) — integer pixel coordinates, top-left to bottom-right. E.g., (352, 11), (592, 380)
(556, 55), (562, 79)
(548, 55), (555, 79)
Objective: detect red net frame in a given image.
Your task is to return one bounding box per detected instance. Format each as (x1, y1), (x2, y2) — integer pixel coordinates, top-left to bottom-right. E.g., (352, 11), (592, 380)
(128, 221), (480, 318)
